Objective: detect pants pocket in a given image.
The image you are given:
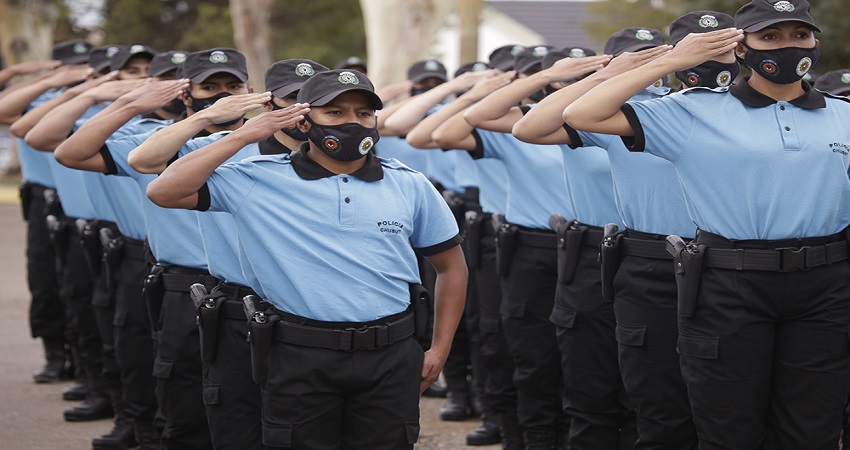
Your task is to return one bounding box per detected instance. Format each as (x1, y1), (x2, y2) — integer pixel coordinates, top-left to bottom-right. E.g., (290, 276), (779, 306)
(262, 422), (293, 448)
(677, 334), (719, 360)
(405, 421), (420, 444)
(202, 383), (219, 406)
(501, 301), (526, 319)
(152, 357), (173, 379)
(616, 323), (646, 347)
(549, 304), (576, 329)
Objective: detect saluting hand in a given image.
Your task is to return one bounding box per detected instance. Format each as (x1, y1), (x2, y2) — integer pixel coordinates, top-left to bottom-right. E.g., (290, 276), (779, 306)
(195, 91), (272, 125)
(660, 28), (743, 72)
(462, 71), (516, 102)
(547, 54), (612, 83)
(600, 45), (673, 78)
(229, 102), (311, 144)
(75, 74), (145, 101)
(45, 65), (95, 89)
(6, 60), (62, 76)
(124, 79), (191, 113)
(447, 69), (499, 92)
(376, 80), (414, 103)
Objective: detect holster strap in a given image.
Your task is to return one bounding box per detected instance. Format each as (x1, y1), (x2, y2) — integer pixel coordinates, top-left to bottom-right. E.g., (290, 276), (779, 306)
(274, 312), (415, 352)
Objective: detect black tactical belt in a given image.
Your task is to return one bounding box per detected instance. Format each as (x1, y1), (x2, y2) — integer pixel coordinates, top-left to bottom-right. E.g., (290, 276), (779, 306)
(516, 228), (558, 249)
(217, 282), (257, 300)
(702, 242), (848, 272)
(161, 267), (220, 292)
(622, 237), (672, 260)
(579, 227), (604, 247)
(274, 312), (415, 352)
(123, 238), (147, 262)
(220, 299), (271, 321)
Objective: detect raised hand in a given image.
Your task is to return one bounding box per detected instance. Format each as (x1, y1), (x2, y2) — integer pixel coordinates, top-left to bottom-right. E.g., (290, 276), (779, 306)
(548, 54), (612, 82)
(600, 46), (673, 78)
(71, 74), (143, 101)
(45, 65), (94, 89)
(230, 103), (311, 143)
(6, 60), (62, 76)
(196, 92), (273, 125)
(659, 28), (743, 72)
(463, 71), (516, 101)
(125, 79), (191, 113)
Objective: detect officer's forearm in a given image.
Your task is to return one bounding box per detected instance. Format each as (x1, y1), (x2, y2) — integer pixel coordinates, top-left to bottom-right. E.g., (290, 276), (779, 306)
(428, 245), (468, 359)
(129, 114), (209, 174)
(465, 75), (544, 129)
(55, 104), (140, 172)
(406, 97), (475, 149)
(0, 80), (52, 124)
(432, 109), (478, 151)
(22, 92), (93, 150)
(384, 83), (453, 135)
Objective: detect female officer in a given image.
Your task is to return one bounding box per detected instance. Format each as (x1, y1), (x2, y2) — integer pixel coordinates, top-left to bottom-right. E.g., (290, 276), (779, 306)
(563, 0), (850, 448)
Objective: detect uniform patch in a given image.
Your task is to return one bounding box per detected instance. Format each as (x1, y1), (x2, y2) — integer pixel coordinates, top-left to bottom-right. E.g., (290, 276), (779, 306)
(829, 143), (850, 156)
(472, 62), (488, 71)
(568, 48), (587, 58)
(171, 53), (187, 64)
(359, 137), (374, 154)
(699, 15), (719, 28)
(685, 73), (700, 86)
(377, 220), (404, 235)
(652, 78), (664, 88)
(424, 60), (440, 71)
(209, 51), (228, 64)
(532, 46), (549, 57)
(635, 29), (654, 41)
(796, 57), (812, 76)
(773, 1), (795, 12)
(73, 42), (88, 54)
(761, 59), (779, 76)
(106, 46), (120, 58)
(295, 63), (315, 77)
(716, 71), (732, 87)
(842, 73), (850, 84)
(322, 136), (340, 152)
(510, 45), (524, 56)
(130, 45), (146, 54)
(338, 71), (359, 85)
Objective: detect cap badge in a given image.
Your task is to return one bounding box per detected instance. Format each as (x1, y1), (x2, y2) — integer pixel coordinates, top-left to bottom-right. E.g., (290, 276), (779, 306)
(209, 51), (228, 64)
(347, 57), (361, 65)
(568, 48), (587, 58)
(323, 136), (340, 152)
(295, 63), (315, 77)
(716, 71), (732, 87)
(532, 46), (549, 57)
(359, 137), (374, 155)
(841, 73), (850, 84)
(510, 46), (524, 56)
(130, 45), (145, 54)
(652, 79), (664, 88)
(773, 1), (795, 12)
(699, 15), (719, 28)
(635, 29), (654, 41)
(171, 53), (187, 64)
(424, 60), (440, 71)
(795, 57), (812, 76)
(472, 63), (488, 71)
(73, 42), (88, 54)
(106, 46), (120, 58)
(338, 71), (360, 85)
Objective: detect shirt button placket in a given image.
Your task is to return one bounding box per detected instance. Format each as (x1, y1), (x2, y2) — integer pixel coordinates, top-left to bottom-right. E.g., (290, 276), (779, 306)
(776, 102), (800, 151)
(339, 176), (355, 228)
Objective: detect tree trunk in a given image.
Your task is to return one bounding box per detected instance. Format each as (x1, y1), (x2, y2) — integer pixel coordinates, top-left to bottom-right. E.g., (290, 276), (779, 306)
(458, 0), (481, 64)
(0, 0), (58, 66)
(359, 0), (454, 89)
(229, 0), (272, 92)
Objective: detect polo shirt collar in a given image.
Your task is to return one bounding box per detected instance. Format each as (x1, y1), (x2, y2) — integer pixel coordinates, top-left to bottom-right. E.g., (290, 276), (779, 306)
(730, 78), (825, 109)
(291, 143), (383, 182)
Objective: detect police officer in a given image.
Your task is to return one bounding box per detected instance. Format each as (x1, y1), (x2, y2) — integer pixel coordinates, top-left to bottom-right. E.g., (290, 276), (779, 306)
(565, 0), (850, 447)
(145, 68), (468, 450)
(814, 68), (850, 97)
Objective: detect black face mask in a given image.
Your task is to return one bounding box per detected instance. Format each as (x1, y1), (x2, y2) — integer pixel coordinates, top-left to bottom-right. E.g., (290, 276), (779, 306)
(741, 42), (819, 85)
(189, 91), (243, 126)
(675, 60), (740, 89)
(271, 101), (308, 141)
(304, 115), (380, 162)
(162, 97), (186, 115)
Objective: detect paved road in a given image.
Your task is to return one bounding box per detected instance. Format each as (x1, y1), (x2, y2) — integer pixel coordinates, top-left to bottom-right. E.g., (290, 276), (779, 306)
(0, 195), (495, 449)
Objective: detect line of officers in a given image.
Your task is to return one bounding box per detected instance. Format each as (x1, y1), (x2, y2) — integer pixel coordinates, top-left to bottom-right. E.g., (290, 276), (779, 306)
(3, 1), (850, 450)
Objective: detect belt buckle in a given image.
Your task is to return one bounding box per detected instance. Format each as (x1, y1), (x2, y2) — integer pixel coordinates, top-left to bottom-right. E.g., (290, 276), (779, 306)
(779, 246), (809, 272)
(346, 325), (378, 351)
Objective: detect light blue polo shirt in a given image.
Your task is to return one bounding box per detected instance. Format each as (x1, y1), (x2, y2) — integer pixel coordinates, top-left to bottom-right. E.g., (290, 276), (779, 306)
(475, 158), (507, 215)
(375, 135), (430, 175)
(104, 129), (208, 269)
(559, 144), (623, 228)
(453, 150), (480, 191)
(18, 91), (59, 188)
(201, 150), (461, 322)
(623, 82), (850, 239)
(474, 129), (573, 229)
(426, 150), (464, 192)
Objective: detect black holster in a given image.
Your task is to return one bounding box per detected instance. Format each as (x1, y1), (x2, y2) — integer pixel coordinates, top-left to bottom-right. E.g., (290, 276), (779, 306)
(248, 312), (280, 386)
(555, 222), (586, 285)
(443, 190), (466, 227)
(197, 291), (227, 364)
(494, 215), (517, 277)
(19, 184), (32, 222)
(100, 227), (124, 290)
(668, 237), (706, 318)
(46, 214), (69, 274)
(410, 283), (432, 341)
(463, 211), (484, 269)
(142, 265), (165, 331)
(599, 224), (624, 301)
(77, 219), (103, 277)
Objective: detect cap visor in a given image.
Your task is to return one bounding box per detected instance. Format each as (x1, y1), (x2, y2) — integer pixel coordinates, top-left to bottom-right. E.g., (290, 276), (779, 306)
(92, 62), (112, 73)
(190, 68), (248, 83)
(742, 18), (820, 33)
(149, 67), (178, 78)
(309, 87), (383, 110)
(410, 73), (448, 83)
(63, 55), (90, 65)
(271, 83), (305, 99)
(614, 44), (658, 57)
(516, 61), (542, 74)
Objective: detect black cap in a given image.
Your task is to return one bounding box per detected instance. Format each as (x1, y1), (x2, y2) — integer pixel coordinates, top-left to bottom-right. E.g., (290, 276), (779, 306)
(335, 56), (367, 72)
(514, 45), (554, 74)
(542, 47), (597, 70)
(488, 45), (526, 71)
(454, 61), (490, 78)
(182, 48), (248, 83)
(148, 51), (188, 78)
(110, 44), (157, 72)
(297, 69), (383, 110)
(814, 69), (850, 96)
(670, 11), (736, 45)
(735, 0), (820, 32)
(89, 45), (125, 73)
(604, 28), (665, 56)
(407, 60), (448, 83)
(52, 40), (92, 65)
(265, 59), (329, 99)
(802, 70), (819, 85)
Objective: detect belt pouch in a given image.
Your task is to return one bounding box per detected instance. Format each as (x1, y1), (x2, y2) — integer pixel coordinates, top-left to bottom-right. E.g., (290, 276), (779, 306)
(557, 226), (586, 284)
(19, 184), (32, 221)
(600, 232), (623, 301)
(677, 244), (706, 318)
(77, 220), (103, 277)
(101, 228), (124, 290)
(142, 265), (165, 331)
(496, 224), (518, 277)
(249, 314), (280, 386)
(198, 292), (227, 364)
(463, 212), (484, 269)
(46, 214), (69, 274)
(410, 284), (432, 340)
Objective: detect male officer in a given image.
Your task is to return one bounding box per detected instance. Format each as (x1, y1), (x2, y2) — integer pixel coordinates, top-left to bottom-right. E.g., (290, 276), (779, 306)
(145, 68), (468, 449)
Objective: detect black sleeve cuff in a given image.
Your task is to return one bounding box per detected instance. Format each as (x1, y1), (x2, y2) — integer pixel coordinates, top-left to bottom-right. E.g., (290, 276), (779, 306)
(99, 144), (118, 175)
(469, 129), (485, 160)
(562, 123), (583, 149)
(619, 104), (645, 152)
(519, 105), (532, 116)
(417, 233), (463, 257)
(192, 183), (211, 211)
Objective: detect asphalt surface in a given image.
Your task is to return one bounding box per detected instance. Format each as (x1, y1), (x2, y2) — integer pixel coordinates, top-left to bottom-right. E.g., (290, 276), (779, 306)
(0, 194), (496, 449)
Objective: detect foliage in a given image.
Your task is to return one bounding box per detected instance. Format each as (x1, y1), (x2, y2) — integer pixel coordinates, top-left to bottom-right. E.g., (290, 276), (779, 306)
(269, 0), (366, 68)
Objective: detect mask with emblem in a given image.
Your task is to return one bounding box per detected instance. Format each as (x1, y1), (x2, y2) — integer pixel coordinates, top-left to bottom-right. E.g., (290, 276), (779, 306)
(304, 115), (380, 161)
